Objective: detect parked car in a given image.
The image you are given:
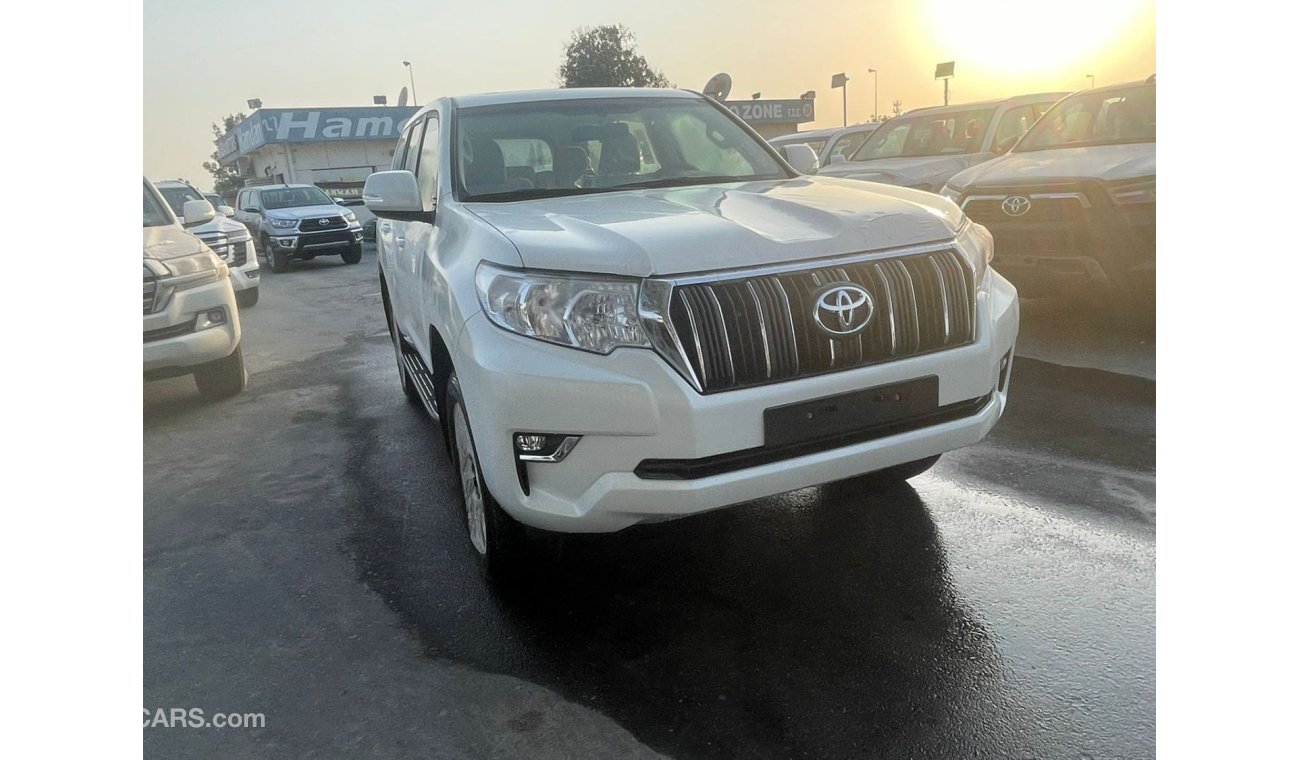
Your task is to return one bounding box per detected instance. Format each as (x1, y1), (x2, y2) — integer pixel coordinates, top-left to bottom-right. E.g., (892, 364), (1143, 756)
(233, 184), (364, 273)
(203, 193), (233, 215)
(769, 123), (881, 169)
(155, 179), (261, 308)
(143, 179), (246, 398)
(364, 87), (1019, 578)
(941, 77), (1155, 306)
(768, 127), (840, 159)
(816, 92), (1068, 192)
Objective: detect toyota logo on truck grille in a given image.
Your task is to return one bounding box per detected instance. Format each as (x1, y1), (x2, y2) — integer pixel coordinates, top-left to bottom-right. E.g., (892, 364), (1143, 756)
(813, 283), (875, 337)
(1002, 196), (1031, 216)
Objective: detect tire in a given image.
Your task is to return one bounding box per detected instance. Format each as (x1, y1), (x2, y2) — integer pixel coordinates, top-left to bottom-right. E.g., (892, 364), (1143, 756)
(193, 345), (247, 399)
(342, 244), (363, 265)
(235, 286), (259, 309)
(446, 372), (527, 579)
(263, 236), (289, 273)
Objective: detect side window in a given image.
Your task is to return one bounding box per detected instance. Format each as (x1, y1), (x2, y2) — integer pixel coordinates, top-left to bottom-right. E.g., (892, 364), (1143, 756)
(392, 125), (412, 171)
(416, 115), (440, 208)
(994, 105), (1036, 148)
(249, 190), (260, 210)
(404, 117), (426, 174)
(235, 190), (246, 210)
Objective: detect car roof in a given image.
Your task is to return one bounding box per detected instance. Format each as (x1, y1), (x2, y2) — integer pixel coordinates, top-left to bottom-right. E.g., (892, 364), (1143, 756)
(248, 184), (318, 190)
(770, 127), (841, 143)
(902, 91), (1070, 117)
(449, 87), (700, 110)
(154, 179), (197, 188)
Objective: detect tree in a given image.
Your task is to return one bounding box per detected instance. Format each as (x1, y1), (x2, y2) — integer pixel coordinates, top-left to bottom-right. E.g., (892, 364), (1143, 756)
(201, 113), (246, 198)
(557, 25), (671, 89)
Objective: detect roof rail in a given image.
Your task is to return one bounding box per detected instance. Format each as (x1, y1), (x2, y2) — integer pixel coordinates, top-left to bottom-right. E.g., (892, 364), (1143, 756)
(1146, 73), (1156, 84)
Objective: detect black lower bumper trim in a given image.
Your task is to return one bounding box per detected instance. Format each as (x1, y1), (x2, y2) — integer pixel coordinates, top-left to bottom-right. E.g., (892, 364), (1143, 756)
(634, 392), (994, 481)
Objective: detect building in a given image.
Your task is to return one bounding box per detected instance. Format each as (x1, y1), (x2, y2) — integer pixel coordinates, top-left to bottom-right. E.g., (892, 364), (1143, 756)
(720, 97), (816, 139)
(217, 106), (419, 203)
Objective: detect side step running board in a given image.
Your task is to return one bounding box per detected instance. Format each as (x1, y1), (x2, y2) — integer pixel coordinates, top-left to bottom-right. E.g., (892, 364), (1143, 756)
(399, 341), (441, 421)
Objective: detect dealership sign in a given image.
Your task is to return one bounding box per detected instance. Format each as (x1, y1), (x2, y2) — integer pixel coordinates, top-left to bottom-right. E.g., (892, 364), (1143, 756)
(218, 106), (419, 164)
(724, 99), (815, 125)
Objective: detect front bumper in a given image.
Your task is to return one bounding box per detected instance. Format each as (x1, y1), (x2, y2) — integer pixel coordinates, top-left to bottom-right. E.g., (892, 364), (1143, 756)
(143, 277), (241, 374)
(269, 226), (363, 256)
(454, 270), (1020, 533)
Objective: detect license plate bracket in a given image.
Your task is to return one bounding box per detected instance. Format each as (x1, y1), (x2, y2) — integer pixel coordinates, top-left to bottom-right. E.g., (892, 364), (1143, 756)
(763, 376), (940, 448)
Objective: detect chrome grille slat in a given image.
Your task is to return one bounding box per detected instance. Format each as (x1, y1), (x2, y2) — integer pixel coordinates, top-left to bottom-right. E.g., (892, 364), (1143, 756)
(668, 248), (975, 393)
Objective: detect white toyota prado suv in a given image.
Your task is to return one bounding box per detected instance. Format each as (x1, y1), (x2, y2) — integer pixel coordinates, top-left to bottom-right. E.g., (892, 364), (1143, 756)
(364, 88), (1019, 576)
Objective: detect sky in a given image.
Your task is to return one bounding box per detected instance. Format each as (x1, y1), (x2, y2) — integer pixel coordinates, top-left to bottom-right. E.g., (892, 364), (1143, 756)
(144, 0), (1156, 191)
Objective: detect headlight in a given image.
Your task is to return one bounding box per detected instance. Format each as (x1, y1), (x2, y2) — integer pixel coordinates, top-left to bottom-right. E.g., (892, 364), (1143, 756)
(228, 228), (252, 243)
(939, 184), (965, 204)
(954, 220), (993, 284)
(475, 262), (650, 354)
(159, 251), (228, 294)
(1107, 179), (1156, 205)
(342, 210), (357, 223)
(268, 216), (298, 229)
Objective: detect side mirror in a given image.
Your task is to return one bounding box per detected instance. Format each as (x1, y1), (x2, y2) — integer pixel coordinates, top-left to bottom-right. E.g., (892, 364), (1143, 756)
(829, 153), (847, 165)
(993, 136), (1017, 155)
(217, 205), (235, 217)
(780, 144), (820, 175)
(363, 171), (426, 221)
(181, 199), (217, 227)
(334, 197), (345, 205)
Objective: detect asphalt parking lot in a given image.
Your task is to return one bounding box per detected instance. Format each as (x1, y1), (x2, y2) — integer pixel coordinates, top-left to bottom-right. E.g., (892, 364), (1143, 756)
(144, 245), (1155, 759)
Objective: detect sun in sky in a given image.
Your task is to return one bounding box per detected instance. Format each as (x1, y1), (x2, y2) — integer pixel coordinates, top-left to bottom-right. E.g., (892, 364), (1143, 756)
(922, 0), (1150, 83)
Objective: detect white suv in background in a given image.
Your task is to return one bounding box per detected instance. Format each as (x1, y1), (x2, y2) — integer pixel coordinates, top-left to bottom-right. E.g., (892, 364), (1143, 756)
(143, 179), (246, 399)
(155, 179), (261, 308)
(365, 88), (1018, 578)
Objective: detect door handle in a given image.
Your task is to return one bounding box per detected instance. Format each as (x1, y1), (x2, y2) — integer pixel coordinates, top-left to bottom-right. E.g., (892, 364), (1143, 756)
(395, 236), (406, 248)
(379, 223), (392, 233)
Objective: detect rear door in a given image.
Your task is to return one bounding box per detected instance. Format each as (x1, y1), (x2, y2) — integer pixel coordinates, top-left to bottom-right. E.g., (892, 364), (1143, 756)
(387, 115), (427, 342)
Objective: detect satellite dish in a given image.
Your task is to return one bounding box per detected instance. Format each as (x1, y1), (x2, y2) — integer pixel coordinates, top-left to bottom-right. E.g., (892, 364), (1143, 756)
(397, 87), (409, 107)
(703, 73), (732, 101)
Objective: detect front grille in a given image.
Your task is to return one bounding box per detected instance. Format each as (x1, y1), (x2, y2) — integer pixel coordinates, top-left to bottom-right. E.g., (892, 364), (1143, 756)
(143, 266), (158, 315)
(962, 187), (1098, 259)
(668, 248), (975, 393)
(196, 231), (231, 260)
(298, 215), (346, 232)
(299, 230), (355, 247)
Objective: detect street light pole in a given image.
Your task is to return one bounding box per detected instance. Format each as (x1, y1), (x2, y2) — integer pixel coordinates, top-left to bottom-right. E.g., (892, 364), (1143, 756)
(868, 68), (878, 121)
(1087, 74), (1095, 88)
(403, 61), (418, 106)
(831, 73), (849, 127)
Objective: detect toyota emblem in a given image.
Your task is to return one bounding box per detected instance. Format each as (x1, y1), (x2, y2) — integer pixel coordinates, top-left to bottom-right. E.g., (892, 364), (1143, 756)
(1002, 196), (1031, 216)
(319, 218), (330, 226)
(813, 283), (875, 337)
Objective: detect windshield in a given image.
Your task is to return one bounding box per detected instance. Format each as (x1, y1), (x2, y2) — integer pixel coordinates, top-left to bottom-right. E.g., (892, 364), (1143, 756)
(825, 128), (876, 163)
(143, 182), (171, 227)
(158, 185), (204, 215)
(261, 186), (335, 209)
(455, 96), (790, 202)
(1016, 84), (1155, 151)
(849, 107), (995, 161)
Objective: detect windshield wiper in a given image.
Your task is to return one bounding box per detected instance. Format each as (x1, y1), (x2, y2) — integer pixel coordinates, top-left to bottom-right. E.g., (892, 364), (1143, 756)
(464, 187), (601, 202)
(609, 175), (772, 191)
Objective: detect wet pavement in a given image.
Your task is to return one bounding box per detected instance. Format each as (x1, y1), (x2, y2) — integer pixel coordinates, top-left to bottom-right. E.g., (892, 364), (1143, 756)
(144, 247), (1155, 759)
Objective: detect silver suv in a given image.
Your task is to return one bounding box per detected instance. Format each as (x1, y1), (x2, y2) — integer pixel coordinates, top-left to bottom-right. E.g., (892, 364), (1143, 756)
(233, 184), (364, 273)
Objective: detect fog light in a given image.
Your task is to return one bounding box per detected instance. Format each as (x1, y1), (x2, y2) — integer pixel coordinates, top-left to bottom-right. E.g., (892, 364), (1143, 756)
(195, 308), (227, 331)
(998, 350), (1012, 391)
(513, 433), (581, 463)
(275, 237), (297, 248)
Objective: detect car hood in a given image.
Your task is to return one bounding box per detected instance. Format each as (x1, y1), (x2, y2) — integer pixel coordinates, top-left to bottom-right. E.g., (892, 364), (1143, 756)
(464, 177), (963, 277)
(181, 214), (249, 235)
(817, 154), (977, 187)
(949, 143), (1156, 189)
(264, 204), (348, 221)
(143, 224), (207, 262)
